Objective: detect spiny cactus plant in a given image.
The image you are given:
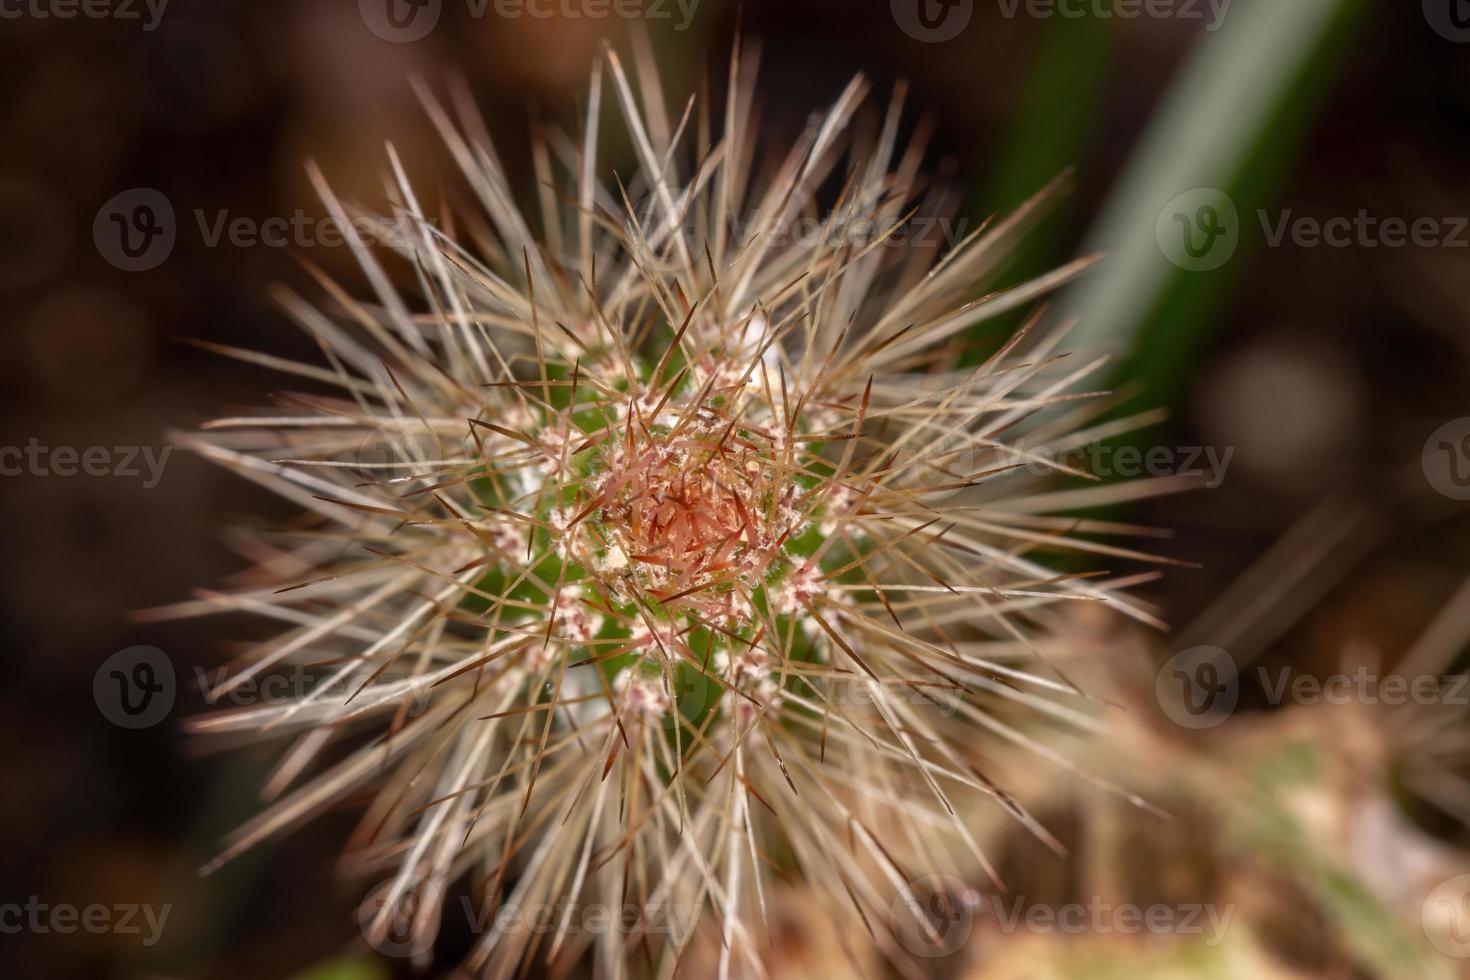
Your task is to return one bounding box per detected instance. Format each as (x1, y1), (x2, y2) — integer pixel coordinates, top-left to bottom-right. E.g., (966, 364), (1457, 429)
(161, 43), (1170, 978)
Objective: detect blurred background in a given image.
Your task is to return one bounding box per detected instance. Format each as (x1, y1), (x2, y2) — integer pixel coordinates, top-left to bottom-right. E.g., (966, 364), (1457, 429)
(5, 0), (1470, 976)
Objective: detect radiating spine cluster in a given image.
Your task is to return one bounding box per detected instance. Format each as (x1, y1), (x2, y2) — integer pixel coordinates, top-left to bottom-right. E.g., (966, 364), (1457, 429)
(155, 41), (1172, 979)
